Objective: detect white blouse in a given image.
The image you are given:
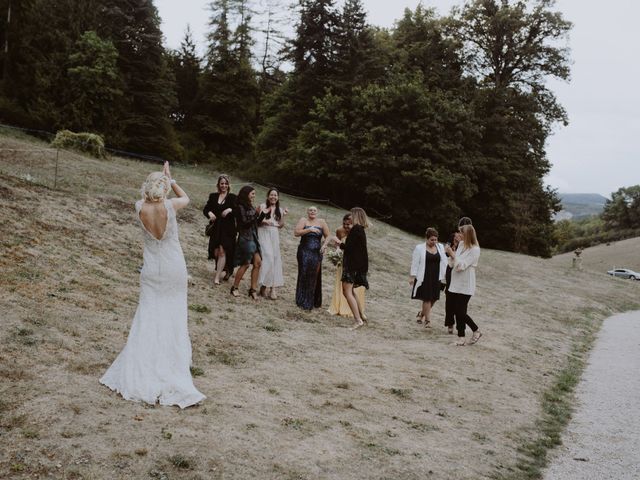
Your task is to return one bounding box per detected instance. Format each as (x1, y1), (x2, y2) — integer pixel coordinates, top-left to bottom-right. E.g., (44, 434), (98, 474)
(448, 244), (480, 296)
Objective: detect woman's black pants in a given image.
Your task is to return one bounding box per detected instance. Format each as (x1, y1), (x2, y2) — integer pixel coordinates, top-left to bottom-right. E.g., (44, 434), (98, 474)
(448, 292), (478, 337)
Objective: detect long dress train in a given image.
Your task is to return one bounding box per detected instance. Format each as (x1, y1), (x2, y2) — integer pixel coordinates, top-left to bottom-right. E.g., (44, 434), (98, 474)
(100, 200), (205, 409)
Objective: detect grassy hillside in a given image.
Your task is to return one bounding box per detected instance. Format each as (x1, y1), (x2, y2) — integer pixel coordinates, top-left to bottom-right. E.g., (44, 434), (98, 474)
(550, 236), (640, 273)
(1, 132), (639, 480)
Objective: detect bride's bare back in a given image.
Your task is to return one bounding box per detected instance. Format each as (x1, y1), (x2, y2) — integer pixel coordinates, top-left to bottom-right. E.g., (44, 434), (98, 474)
(139, 201), (169, 240)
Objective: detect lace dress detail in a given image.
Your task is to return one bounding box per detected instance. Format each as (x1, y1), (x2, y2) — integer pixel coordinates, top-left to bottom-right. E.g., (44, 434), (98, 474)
(100, 200), (205, 408)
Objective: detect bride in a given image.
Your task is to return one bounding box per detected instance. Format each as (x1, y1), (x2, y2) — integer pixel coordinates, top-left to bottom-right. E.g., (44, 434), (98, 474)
(100, 162), (205, 408)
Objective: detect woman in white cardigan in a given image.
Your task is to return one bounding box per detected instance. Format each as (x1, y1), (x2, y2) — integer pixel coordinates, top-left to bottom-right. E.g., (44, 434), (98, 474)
(409, 227), (448, 327)
(445, 224), (481, 346)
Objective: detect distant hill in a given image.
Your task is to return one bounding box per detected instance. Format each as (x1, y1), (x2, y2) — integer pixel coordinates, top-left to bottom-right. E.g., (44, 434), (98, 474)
(555, 193), (609, 221)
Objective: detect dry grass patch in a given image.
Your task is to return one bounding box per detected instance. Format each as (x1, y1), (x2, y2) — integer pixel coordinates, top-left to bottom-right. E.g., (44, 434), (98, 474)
(1, 132), (640, 479)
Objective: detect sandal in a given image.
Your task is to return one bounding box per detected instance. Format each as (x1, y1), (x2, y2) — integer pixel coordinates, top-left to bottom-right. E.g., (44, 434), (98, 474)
(416, 312), (423, 324)
(469, 331), (483, 345)
(350, 320), (365, 331)
(230, 286), (240, 297)
(455, 339), (466, 346)
(248, 288), (258, 300)
(447, 327), (454, 334)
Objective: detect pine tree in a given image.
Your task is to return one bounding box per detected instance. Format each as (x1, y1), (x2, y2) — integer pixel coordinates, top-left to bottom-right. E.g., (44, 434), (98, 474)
(99, 0), (179, 158)
(257, 0), (339, 166)
(194, 0), (258, 160)
(169, 26), (201, 130)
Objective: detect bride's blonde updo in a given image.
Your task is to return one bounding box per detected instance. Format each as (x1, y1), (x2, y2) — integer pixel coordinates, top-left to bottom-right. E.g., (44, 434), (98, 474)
(141, 171), (170, 202)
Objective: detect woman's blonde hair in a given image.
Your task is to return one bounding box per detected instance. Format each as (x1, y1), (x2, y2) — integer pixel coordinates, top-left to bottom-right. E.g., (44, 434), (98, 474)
(350, 207), (369, 228)
(217, 174), (231, 193)
(141, 171), (170, 202)
(460, 224), (479, 248)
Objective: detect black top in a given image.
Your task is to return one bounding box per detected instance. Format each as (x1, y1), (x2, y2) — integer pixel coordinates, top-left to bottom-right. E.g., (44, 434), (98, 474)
(341, 224), (368, 273)
(234, 203), (266, 233)
(203, 192), (237, 224)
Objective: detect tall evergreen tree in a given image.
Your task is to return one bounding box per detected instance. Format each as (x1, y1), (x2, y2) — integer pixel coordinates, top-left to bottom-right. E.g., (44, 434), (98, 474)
(99, 0), (179, 158)
(169, 26), (201, 130)
(194, 0), (258, 160)
(0, 0), (102, 128)
(257, 0), (339, 165)
(332, 0), (380, 91)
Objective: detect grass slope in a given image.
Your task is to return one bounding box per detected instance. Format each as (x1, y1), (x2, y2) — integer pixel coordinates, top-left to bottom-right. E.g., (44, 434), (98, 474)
(1, 133), (639, 480)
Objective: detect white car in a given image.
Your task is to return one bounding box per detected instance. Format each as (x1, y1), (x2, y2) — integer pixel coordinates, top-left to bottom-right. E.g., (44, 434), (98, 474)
(607, 268), (640, 280)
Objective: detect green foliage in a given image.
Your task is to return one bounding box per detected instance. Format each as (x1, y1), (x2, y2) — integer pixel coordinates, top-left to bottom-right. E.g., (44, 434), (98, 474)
(193, 0), (258, 160)
(99, 0), (180, 158)
(169, 27), (201, 130)
(602, 185), (640, 230)
(64, 31), (123, 139)
(553, 185), (640, 253)
(1, 0), (574, 256)
(51, 129), (106, 158)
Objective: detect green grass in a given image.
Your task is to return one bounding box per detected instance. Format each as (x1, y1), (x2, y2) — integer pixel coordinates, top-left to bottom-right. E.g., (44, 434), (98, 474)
(494, 316), (599, 480)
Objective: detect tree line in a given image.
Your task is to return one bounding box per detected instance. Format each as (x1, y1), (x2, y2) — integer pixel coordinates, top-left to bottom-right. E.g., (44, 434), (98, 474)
(0, 0), (572, 256)
(554, 185), (640, 253)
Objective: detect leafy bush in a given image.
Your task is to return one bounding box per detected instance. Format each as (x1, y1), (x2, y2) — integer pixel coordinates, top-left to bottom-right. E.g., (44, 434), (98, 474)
(51, 129), (106, 158)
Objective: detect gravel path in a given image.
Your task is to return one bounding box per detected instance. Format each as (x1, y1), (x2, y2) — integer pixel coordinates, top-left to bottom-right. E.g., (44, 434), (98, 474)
(544, 310), (640, 479)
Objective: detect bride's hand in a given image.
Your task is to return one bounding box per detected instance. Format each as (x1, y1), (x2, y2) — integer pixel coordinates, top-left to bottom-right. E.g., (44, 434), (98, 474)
(163, 161), (171, 180)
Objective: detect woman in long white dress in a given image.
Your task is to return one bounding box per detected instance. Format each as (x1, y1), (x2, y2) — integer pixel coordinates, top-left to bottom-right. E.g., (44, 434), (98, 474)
(100, 162), (205, 408)
(257, 188), (286, 299)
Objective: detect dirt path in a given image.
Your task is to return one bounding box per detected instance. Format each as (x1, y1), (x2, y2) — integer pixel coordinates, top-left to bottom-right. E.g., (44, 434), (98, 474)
(543, 310), (640, 480)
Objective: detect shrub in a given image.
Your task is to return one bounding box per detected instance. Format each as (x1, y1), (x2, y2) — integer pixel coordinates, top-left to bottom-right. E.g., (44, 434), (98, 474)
(51, 129), (106, 158)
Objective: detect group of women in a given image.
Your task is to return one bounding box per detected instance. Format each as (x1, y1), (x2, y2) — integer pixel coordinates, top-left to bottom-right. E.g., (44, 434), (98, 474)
(202, 175), (370, 328)
(410, 217), (482, 346)
(101, 164), (480, 410)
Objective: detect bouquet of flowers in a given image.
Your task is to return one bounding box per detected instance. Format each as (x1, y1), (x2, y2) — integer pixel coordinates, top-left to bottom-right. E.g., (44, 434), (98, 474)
(326, 248), (343, 267)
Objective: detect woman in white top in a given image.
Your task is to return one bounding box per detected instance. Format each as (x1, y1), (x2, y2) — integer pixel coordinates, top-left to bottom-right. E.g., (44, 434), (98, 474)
(445, 224), (481, 346)
(257, 188), (287, 299)
(409, 227), (448, 327)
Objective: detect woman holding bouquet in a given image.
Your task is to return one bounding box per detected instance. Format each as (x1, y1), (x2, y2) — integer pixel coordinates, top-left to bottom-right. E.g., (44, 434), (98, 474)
(329, 213), (366, 318)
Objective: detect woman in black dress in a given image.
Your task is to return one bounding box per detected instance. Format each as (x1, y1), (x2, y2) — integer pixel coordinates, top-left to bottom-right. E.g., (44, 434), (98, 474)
(409, 227), (447, 328)
(203, 175), (237, 285)
(338, 207), (370, 329)
(231, 185), (264, 300)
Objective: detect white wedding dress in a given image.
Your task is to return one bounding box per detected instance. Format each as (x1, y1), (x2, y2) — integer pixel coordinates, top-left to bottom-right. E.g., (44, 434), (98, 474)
(100, 199), (205, 408)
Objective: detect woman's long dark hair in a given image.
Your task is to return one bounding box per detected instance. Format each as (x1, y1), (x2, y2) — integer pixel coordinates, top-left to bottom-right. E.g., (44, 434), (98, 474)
(264, 188), (281, 221)
(236, 185), (255, 208)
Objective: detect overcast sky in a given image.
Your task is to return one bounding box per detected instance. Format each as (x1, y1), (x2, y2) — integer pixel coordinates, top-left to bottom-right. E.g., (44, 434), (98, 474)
(155, 0), (639, 197)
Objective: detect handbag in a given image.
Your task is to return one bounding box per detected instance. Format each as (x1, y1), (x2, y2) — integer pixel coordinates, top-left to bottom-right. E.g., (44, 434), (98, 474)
(205, 221), (215, 237)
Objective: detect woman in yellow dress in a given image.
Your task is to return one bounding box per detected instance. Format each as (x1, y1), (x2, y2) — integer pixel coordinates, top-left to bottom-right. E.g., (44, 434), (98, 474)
(328, 213), (366, 317)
